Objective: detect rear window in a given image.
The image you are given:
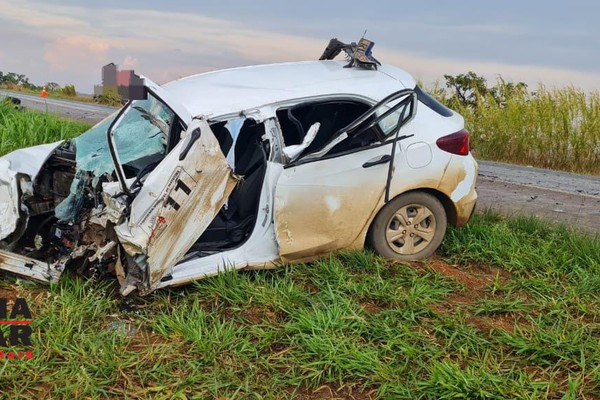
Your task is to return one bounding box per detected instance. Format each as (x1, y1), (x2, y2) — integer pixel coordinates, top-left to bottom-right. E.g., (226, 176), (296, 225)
(414, 86), (453, 117)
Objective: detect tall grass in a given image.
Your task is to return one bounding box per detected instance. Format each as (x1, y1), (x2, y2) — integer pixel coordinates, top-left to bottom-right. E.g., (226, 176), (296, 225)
(441, 85), (600, 175)
(0, 102), (90, 156)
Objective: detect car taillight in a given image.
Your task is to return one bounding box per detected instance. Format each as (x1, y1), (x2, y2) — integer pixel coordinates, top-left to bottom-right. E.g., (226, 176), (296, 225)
(436, 129), (470, 156)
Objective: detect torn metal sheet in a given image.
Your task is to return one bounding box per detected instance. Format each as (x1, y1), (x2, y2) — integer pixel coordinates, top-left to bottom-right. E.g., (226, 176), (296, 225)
(0, 250), (62, 283)
(114, 118), (238, 293)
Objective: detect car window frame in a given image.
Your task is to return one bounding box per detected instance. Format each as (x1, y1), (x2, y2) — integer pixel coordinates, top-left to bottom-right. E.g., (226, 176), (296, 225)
(284, 89), (416, 168)
(107, 87), (186, 195)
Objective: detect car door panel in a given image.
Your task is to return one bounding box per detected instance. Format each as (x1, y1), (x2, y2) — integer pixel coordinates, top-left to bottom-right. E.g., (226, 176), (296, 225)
(274, 143), (392, 261)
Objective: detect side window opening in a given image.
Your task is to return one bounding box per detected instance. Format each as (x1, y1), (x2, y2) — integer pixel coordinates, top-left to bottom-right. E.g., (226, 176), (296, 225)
(167, 119), (186, 151)
(277, 100), (376, 160)
(277, 91), (415, 163)
(314, 90), (416, 160)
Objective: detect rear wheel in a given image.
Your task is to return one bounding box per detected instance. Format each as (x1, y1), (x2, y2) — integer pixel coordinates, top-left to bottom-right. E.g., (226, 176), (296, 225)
(367, 192), (447, 260)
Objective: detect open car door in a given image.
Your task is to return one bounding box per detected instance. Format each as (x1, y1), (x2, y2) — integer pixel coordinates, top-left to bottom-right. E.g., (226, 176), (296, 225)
(114, 118), (238, 295)
(274, 90), (416, 262)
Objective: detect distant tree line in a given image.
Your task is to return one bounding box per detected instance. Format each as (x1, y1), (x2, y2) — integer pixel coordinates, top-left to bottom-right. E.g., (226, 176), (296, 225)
(1, 68), (529, 106)
(0, 71), (39, 90)
(0, 71), (78, 97)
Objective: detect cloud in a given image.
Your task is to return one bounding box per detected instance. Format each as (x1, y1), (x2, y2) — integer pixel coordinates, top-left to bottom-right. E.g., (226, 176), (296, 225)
(73, 7), (600, 90)
(122, 55), (139, 70)
(0, 1), (86, 30)
(44, 35), (110, 71)
(436, 23), (526, 35)
(377, 48), (600, 90)
(2, 0), (600, 92)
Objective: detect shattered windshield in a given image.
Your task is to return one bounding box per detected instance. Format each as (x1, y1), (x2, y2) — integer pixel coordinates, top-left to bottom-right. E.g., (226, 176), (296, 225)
(55, 93), (175, 221)
(112, 93), (174, 175)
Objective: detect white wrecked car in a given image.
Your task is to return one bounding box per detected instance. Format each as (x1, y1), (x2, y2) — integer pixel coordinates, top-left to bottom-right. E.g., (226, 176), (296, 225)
(0, 39), (477, 296)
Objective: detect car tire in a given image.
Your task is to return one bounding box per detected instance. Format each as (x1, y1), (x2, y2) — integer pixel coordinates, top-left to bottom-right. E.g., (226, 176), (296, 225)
(367, 191), (447, 260)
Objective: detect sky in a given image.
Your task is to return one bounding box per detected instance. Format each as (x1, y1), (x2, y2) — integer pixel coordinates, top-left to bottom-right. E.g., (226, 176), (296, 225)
(1, 0), (599, 93)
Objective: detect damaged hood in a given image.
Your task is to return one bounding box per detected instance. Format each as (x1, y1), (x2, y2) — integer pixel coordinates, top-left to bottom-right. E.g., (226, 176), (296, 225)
(0, 141), (64, 241)
(0, 141), (64, 177)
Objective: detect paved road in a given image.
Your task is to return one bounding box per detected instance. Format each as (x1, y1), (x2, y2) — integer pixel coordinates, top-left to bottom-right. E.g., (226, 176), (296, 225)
(0, 90), (116, 123)
(3, 91), (599, 233)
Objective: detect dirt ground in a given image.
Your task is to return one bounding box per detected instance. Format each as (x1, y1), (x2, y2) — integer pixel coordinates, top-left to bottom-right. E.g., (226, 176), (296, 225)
(476, 176), (600, 233)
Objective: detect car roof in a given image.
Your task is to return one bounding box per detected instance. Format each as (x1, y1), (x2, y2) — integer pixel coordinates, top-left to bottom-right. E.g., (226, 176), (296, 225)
(162, 60), (416, 118)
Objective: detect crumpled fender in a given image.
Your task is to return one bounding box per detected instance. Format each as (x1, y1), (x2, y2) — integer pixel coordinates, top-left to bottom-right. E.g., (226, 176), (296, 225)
(0, 141), (64, 241)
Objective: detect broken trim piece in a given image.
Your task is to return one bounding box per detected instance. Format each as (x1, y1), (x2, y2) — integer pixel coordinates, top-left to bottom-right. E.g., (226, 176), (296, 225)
(0, 250), (62, 283)
(107, 101), (133, 196)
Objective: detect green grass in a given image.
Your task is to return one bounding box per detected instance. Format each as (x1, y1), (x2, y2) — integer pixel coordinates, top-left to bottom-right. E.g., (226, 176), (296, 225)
(0, 102), (90, 156)
(1, 213), (599, 399)
(438, 85), (600, 175)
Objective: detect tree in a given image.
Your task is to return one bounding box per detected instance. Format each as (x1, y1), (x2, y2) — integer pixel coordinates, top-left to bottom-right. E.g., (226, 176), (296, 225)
(443, 72), (489, 108)
(443, 72), (528, 108)
(490, 76), (528, 106)
(46, 82), (61, 92)
(0, 71), (34, 88)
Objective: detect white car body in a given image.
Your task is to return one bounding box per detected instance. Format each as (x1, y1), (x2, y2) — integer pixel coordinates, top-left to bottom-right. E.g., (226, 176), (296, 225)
(0, 57), (477, 295)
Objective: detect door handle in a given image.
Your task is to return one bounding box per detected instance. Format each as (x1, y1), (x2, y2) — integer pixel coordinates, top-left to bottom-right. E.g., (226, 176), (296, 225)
(179, 128), (202, 160)
(362, 154), (391, 168)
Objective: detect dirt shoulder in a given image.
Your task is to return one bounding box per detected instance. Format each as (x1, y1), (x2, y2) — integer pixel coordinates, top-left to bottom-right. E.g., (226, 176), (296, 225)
(476, 175), (600, 233)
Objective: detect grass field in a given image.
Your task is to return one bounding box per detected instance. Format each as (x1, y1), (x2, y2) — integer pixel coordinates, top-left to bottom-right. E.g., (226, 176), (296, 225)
(0, 102), (90, 156)
(0, 213), (599, 399)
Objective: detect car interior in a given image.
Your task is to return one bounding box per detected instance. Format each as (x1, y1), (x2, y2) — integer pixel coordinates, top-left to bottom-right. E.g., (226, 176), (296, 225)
(189, 119), (269, 255)
(276, 100), (385, 160)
